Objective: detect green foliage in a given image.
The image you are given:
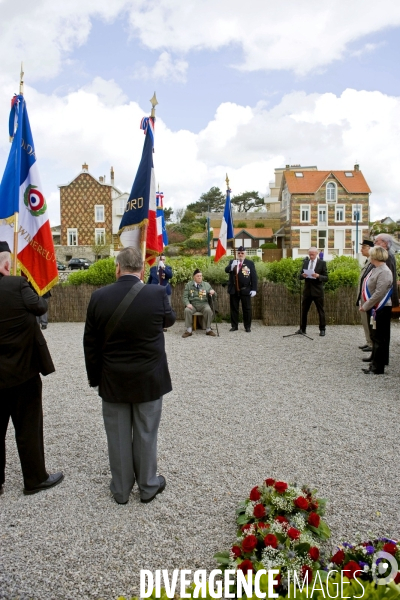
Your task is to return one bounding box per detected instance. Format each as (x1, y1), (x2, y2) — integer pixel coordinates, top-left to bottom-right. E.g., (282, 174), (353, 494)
(260, 242), (278, 249)
(237, 222), (247, 228)
(231, 190), (264, 212)
(181, 236), (207, 249)
(168, 219), (205, 239)
(265, 258), (304, 292)
(168, 257), (217, 285)
(181, 209), (197, 223)
(64, 257), (116, 286)
(164, 207), (173, 222)
(254, 222), (265, 228)
(324, 255), (360, 292)
(187, 186), (225, 213)
(396, 253), (400, 278)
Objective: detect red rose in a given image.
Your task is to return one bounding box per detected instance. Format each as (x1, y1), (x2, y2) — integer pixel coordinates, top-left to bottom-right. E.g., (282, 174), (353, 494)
(274, 481), (288, 494)
(343, 561), (361, 580)
(287, 527), (301, 540)
(310, 501), (319, 510)
(383, 543), (397, 556)
(241, 524), (252, 532)
(294, 497), (309, 510)
(265, 478), (275, 486)
(301, 565), (313, 582)
(249, 486), (261, 502)
(242, 535), (258, 554)
(258, 522), (269, 530)
(331, 549), (345, 565)
(308, 513), (320, 528)
(232, 545), (242, 558)
(394, 572), (400, 584)
(275, 516), (289, 525)
(264, 534), (278, 549)
(254, 503), (266, 519)
(238, 560), (253, 573)
(309, 547), (320, 561)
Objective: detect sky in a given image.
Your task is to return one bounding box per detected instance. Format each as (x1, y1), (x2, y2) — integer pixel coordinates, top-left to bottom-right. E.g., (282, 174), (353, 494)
(1, 0), (400, 225)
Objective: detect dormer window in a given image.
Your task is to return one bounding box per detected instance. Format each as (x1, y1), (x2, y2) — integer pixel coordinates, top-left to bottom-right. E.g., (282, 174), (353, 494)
(344, 172), (353, 177)
(326, 181), (336, 202)
(295, 172), (304, 177)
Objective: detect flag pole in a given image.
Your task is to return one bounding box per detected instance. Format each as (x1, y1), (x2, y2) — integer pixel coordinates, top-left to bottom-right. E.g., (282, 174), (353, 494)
(12, 63), (24, 275)
(140, 92), (158, 275)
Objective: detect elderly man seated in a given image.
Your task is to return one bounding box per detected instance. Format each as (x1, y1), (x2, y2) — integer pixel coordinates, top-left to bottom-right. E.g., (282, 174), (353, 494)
(182, 269), (217, 338)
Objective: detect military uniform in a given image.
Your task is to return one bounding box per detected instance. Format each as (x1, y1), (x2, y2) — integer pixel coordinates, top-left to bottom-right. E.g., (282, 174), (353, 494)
(225, 257), (257, 331)
(183, 280), (216, 330)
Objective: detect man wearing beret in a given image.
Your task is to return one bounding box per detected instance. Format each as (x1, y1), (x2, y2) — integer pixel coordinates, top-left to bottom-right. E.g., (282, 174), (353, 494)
(0, 241), (63, 496)
(225, 247), (257, 332)
(356, 239), (374, 353)
(182, 269), (217, 338)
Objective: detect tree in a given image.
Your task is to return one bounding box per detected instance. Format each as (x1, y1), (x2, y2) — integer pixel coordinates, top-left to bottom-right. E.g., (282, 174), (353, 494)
(231, 191), (264, 212)
(187, 187), (225, 213)
(181, 209), (197, 223)
(174, 207), (185, 223)
(164, 207), (174, 222)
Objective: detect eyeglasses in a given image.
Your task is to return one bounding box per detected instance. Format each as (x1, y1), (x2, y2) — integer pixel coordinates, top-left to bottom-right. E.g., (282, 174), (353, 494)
(237, 251), (245, 254)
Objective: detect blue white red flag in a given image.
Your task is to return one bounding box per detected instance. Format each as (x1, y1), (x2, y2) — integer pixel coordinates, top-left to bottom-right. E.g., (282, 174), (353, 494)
(118, 116), (162, 263)
(214, 183), (234, 262)
(0, 95), (58, 294)
(156, 190), (168, 248)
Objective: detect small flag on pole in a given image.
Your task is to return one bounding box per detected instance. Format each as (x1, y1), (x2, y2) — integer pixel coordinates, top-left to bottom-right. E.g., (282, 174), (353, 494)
(214, 175), (234, 262)
(0, 94), (58, 294)
(156, 189), (168, 248)
(118, 115), (162, 263)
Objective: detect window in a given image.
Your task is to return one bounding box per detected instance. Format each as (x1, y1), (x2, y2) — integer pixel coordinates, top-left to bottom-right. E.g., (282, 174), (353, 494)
(295, 172), (304, 177)
(318, 205), (327, 225)
(300, 205), (310, 222)
(326, 182), (336, 202)
(300, 231), (311, 249)
(95, 205), (104, 222)
(244, 239), (252, 248)
(258, 239), (265, 246)
(335, 205), (345, 222)
(117, 198), (126, 215)
(352, 204), (362, 222)
(67, 228), (78, 246)
(318, 230), (327, 249)
(234, 239), (242, 248)
(344, 172), (353, 177)
(95, 228), (105, 245)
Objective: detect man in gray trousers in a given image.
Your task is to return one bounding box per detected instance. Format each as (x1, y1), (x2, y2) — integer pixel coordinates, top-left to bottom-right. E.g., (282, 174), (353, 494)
(83, 247), (175, 504)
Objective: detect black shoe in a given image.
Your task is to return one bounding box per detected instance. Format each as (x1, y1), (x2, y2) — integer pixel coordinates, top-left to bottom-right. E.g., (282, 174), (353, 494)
(359, 344), (368, 349)
(362, 356), (372, 362)
(362, 368), (384, 375)
(163, 328), (167, 332)
(0, 485), (3, 495)
(113, 497), (129, 505)
(23, 472), (64, 495)
(229, 327), (238, 332)
(141, 475), (166, 504)
(41, 325), (47, 330)
(319, 330), (326, 337)
(296, 329), (306, 334)
(245, 328), (251, 332)
(362, 346), (373, 352)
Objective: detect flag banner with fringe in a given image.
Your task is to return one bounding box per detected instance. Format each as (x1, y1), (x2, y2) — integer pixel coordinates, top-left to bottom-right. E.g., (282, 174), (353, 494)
(119, 116), (162, 263)
(156, 190), (168, 248)
(214, 184), (234, 262)
(0, 94), (58, 294)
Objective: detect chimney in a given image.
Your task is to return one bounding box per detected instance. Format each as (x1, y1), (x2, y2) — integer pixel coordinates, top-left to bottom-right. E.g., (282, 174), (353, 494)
(110, 166), (115, 186)
(285, 164), (290, 170)
(82, 163), (88, 172)
(99, 176), (104, 183)
(354, 163), (359, 171)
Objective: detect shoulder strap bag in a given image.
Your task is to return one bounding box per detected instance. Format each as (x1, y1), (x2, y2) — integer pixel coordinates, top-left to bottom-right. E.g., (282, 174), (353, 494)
(102, 280), (145, 349)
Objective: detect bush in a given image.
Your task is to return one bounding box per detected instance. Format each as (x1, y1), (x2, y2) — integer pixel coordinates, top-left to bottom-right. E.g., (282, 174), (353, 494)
(237, 221), (247, 228)
(265, 257), (304, 293)
(64, 257), (116, 286)
(254, 222), (265, 228)
(260, 242), (278, 249)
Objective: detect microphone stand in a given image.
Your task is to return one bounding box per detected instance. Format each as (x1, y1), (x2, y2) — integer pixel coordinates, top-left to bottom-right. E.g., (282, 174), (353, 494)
(283, 267), (313, 340)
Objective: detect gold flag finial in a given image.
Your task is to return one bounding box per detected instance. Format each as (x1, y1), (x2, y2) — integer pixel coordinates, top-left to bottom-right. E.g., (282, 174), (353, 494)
(19, 62), (24, 96)
(150, 92), (158, 117)
(225, 173), (230, 189)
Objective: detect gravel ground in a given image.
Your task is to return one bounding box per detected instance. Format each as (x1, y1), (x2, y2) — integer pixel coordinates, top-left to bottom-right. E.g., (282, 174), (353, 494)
(1, 320), (400, 600)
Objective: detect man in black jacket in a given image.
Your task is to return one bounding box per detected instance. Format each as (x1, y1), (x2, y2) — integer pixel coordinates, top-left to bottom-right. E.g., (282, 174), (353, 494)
(298, 247), (328, 336)
(83, 247), (176, 505)
(224, 246), (257, 332)
(0, 241), (63, 496)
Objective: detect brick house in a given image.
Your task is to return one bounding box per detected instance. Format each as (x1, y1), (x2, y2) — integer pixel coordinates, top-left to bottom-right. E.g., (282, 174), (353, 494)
(58, 164), (124, 262)
(276, 164), (371, 259)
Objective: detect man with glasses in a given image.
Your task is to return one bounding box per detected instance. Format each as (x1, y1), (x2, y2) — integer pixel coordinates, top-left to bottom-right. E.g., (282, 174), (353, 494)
(225, 246), (257, 332)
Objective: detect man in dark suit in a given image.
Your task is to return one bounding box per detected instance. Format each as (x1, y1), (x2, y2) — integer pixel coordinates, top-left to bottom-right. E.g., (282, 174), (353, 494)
(224, 246), (257, 332)
(298, 246), (328, 336)
(147, 253), (173, 303)
(356, 239), (374, 352)
(83, 247), (176, 505)
(0, 241), (63, 496)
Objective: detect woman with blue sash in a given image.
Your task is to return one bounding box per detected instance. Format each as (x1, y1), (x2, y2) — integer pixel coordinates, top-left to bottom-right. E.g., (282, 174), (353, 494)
(360, 246), (393, 375)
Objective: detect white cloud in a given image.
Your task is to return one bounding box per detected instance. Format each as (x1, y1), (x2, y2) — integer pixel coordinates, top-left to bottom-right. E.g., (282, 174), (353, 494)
(133, 52), (188, 82)
(0, 81), (398, 226)
(351, 42), (386, 58)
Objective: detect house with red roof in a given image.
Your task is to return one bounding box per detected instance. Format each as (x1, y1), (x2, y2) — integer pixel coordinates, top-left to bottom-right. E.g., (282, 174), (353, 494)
(276, 164), (371, 259)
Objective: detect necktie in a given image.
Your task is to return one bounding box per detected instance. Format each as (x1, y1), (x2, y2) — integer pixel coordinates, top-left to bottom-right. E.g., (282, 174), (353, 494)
(239, 262), (242, 271)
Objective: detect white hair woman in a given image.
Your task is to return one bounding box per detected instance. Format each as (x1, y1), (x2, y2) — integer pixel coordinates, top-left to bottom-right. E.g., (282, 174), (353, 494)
(359, 246), (393, 374)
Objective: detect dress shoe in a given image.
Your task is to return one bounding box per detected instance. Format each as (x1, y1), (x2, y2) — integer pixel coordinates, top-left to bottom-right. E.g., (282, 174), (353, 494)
(113, 497), (128, 505)
(245, 328), (251, 332)
(23, 472), (64, 495)
(141, 475), (166, 504)
(319, 330), (326, 337)
(163, 328), (168, 332)
(206, 330), (216, 336)
(296, 329), (306, 334)
(362, 355), (372, 362)
(362, 346), (372, 352)
(362, 368), (384, 375)
(41, 325), (47, 330)
(359, 344), (368, 349)
(0, 484), (3, 495)
(229, 327), (238, 332)
(182, 331), (192, 338)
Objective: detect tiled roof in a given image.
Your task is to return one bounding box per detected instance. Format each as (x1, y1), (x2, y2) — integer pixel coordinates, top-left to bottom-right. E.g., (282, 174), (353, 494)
(212, 227), (273, 239)
(283, 170), (371, 194)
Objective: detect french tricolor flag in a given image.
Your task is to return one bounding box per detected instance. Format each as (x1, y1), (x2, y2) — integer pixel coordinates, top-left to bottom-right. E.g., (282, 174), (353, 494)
(214, 183), (234, 262)
(0, 95), (58, 294)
